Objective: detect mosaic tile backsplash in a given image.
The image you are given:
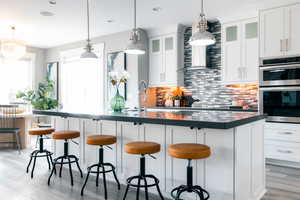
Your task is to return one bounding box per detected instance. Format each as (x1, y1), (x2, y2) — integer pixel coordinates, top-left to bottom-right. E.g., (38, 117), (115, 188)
(147, 21), (258, 110)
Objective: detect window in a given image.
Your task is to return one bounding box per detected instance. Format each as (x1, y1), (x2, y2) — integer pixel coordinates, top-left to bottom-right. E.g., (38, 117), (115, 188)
(0, 56), (34, 104)
(60, 44), (105, 114)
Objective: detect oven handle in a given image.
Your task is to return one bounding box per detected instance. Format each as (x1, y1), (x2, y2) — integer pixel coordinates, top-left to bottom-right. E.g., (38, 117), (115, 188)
(260, 86), (300, 91)
(260, 64), (300, 71)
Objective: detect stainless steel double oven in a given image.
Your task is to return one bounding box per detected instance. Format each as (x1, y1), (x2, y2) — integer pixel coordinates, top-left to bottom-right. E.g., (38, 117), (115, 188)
(259, 57), (300, 123)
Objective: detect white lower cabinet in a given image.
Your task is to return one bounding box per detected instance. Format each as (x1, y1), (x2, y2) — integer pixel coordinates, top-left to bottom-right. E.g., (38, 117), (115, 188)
(265, 122), (300, 163)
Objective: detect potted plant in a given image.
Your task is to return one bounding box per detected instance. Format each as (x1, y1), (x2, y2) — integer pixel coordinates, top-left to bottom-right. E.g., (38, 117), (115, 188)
(16, 78), (59, 110)
(109, 70), (130, 112)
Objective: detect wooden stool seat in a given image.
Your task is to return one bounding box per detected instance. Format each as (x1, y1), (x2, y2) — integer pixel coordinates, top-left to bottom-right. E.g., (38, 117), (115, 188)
(28, 128), (55, 136)
(125, 141), (160, 155)
(52, 130), (80, 140)
(168, 143), (211, 160)
(86, 135), (117, 146)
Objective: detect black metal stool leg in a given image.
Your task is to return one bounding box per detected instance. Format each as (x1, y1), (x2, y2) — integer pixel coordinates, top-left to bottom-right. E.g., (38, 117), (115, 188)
(153, 176), (164, 200)
(73, 156), (83, 178)
(26, 150), (37, 173)
(67, 156), (74, 186)
(142, 177), (149, 200)
(96, 164), (100, 187)
(46, 153), (51, 170)
(31, 151), (38, 179)
(81, 169), (91, 196)
(123, 184), (130, 200)
(59, 157), (63, 177)
(101, 165), (108, 200)
(110, 164), (121, 190)
(48, 162), (57, 185)
(136, 177), (141, 200)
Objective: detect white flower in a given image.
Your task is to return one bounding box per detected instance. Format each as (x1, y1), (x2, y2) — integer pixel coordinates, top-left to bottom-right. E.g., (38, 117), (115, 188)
(121, 70), (130, 80)
(109, 71), (118, 81)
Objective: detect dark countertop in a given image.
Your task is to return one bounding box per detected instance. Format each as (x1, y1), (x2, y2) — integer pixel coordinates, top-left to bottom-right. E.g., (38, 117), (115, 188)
(146, 107), (258, 112)
(33, 109), (266, 129)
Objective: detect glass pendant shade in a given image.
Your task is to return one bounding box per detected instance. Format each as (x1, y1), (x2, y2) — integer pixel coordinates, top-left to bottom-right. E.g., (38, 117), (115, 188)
(80, 44), (98, 59)
(189, 30), (216, 46)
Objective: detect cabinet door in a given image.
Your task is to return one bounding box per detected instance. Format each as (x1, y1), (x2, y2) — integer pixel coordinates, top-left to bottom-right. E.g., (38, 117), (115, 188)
(243, 20), (259, 82)
(164, 35), (177, 86)
(149, 37), (163, 86)
(286, 4), (300, 56)
(117, 122), (143, 181)
(223, 24), (242, 83)
(260, 8), (285, 58)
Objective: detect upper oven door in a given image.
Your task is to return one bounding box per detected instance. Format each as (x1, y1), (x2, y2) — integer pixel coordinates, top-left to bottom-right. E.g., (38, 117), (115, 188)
(260, 64), (300, 86)
(260, 86), (300, 120)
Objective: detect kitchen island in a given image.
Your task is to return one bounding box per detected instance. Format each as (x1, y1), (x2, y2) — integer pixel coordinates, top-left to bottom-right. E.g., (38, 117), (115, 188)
(33, 109), (266, 200)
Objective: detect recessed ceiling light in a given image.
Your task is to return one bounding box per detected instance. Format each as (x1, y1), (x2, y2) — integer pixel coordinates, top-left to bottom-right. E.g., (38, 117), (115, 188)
(106, 20), (114, 23)
(152, 7), (162, 12)
(40, 11), (54, 16)
(49, 0), (56, 5)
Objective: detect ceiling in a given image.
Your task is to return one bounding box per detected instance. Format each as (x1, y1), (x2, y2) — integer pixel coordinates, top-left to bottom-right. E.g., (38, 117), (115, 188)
(0, 0), (298, 48)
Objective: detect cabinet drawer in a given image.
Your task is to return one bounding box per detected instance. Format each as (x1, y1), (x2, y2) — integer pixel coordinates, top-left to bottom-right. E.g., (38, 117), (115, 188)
(265, 128), (300, 143)
(265, 140), (300, 162)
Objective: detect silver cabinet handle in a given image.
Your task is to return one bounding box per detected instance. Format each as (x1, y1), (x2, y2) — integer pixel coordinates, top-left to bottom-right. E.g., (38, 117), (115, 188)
(280, 39), (283, 52)
(286, 39), (289, 51)
(277, 149), (293, 154)
(278, 131), (294, 135)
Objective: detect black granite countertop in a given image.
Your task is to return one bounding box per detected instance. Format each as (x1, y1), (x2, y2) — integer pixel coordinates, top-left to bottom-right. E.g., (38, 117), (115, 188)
(146, 107), (258, 112)
(33, 109), (266, 129)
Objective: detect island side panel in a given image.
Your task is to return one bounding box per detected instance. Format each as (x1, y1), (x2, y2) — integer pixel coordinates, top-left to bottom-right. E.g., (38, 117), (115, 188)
(204, 128), (235, 200)
(235, 119), (266, 200)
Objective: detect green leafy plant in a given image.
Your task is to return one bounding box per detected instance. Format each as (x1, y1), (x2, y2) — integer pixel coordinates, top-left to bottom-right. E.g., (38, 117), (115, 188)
(16, 78), (59, 110)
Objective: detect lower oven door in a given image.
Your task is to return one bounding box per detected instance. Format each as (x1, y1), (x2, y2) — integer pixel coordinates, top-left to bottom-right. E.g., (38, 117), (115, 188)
(260, 86), (300, 123)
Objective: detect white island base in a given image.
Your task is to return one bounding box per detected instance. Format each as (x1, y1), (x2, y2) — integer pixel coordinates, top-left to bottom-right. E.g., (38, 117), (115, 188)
(50, 117), (265, 200)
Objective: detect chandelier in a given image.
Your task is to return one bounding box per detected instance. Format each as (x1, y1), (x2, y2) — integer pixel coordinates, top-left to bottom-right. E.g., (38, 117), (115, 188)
(1, 26), (27, 60)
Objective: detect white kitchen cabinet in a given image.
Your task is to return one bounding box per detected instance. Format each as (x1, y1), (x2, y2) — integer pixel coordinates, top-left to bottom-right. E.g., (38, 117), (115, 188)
(265, 122), (300, 164)
(148, 25), (184, 87)
(222, 18), (259, 84)
(260, 3), (300, 58)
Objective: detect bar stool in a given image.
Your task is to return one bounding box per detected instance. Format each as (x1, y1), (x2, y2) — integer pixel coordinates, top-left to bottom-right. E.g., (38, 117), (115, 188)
(168, 143), (211, 200)
(81, 135), (120, 199)
(123, 141), (164, 200)
(26, 128), (55, 178)
(48, 130), (83, 186)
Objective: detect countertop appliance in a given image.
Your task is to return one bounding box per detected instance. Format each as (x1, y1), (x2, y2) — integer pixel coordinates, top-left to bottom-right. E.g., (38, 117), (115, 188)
(260, 57), (300, 123)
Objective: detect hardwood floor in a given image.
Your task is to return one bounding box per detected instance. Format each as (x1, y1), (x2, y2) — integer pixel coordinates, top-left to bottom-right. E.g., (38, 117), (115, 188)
(1, 148), (300, 200)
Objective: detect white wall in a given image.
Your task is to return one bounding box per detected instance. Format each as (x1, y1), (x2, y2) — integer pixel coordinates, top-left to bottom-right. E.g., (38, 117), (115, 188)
(26, 46), (46, 89)
(44, 29), (149, 109)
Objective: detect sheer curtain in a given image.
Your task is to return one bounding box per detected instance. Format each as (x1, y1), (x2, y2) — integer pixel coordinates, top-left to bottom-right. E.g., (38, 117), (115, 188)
(0, 56), (34, 104)
(60, 44), (105, 114)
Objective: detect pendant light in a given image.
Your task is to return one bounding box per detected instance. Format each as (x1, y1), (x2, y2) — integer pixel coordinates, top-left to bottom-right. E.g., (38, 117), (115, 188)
(189, 0), (216, 46)
(1, 26), (26, 60)
(124, 0), (145, 55)
(80, 0), (98, 59)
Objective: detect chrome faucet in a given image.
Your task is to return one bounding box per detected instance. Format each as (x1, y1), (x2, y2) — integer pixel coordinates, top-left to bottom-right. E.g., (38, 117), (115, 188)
(138, 80), (148, 111)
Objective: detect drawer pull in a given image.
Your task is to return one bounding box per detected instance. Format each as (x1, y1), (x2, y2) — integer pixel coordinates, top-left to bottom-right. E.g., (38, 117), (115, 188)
(277, 149), (293, 154)
(278, 132), (294, 135)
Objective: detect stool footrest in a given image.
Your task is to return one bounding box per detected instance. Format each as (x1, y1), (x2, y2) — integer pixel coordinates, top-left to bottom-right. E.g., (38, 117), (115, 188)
(126, 174), (159, 188)
(87, 163), (115, 174)
(171, 185), (209, 200)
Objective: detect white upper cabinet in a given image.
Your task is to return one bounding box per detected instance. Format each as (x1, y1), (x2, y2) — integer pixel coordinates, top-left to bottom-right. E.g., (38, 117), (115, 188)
(222, 18), (259, 84)
(260, 3), (300, 58)
(148, 25), (184, 87)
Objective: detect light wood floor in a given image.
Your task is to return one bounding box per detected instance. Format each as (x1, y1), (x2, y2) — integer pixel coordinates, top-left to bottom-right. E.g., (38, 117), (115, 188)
(1, 149), (300, 200)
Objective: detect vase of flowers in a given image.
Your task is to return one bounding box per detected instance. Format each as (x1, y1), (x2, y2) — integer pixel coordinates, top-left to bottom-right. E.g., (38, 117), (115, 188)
(109, 70), (130, 112)
(171, 87), (183, 107)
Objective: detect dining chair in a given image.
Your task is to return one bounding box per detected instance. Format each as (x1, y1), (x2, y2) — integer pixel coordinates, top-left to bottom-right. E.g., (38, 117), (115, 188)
(0, 105), (21, 153)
